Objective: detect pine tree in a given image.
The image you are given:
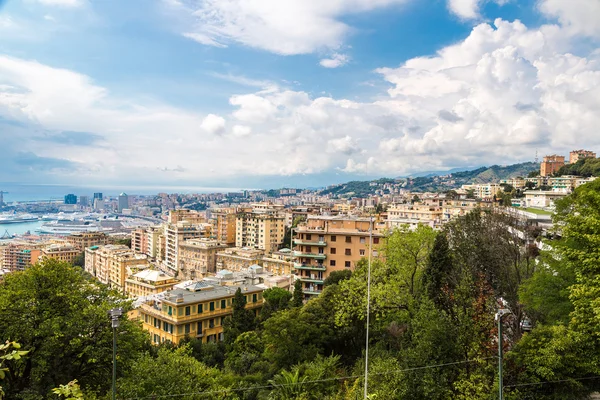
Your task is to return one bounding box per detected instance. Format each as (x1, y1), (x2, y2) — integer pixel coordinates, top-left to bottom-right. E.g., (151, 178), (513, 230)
(421, 232), (454, 309)
(291, 279), (304, 307)
(223, 288), (256, 346)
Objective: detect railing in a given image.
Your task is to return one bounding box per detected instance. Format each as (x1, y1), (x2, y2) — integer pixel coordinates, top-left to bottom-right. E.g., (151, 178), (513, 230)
(293, 251), (326, 260)
(294, 263), (326, 271)
(302, 288), (322, 295)
(299, 277), (324, 284)
(293, 239), (327, 246)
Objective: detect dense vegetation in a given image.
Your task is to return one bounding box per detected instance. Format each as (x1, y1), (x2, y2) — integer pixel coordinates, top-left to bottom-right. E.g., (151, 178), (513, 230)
(555, 157), (600, 177)
(1, 179), (600, 399)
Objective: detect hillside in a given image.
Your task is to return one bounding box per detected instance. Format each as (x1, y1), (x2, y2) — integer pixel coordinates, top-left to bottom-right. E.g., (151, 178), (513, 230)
(319, 162), (539, 196)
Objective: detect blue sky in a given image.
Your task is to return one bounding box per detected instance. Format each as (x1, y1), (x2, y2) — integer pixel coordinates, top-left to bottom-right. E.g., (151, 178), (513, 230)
(0, 0), (598, 189)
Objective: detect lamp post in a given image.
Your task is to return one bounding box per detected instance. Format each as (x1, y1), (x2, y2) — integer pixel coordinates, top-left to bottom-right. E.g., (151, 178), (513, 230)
(108, 307), (124, 400)
(495, 309), (510, 400)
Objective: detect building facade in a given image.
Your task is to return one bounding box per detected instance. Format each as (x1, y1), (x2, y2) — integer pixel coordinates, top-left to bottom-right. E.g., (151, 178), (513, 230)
(178, 239), (229, 280)
(41, 243), (79, 264)
(216, 247), (265, 272)
(85, 244), (149, 290)
(124, 269), (179, 298)
(163, 222), (211, 274)
(569, 149), (596, 164)
(235, 212), (285, 253)
(66, 232), (109, 252)
(211, 209), (236, 245)
(540, 155), (565, 176)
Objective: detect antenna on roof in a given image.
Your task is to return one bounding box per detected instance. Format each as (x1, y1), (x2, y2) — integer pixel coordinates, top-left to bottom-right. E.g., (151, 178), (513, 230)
(535, 149), (538, 164)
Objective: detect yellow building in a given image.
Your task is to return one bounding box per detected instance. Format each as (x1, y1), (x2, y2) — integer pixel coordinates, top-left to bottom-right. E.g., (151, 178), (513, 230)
(132, 226), (162, 259)
(293, 216), (385, 296)
(168, 209), (206, 224)
(65, 232), (109, 252)
(461, 183), (501, 200)
(211, 208), (237, 245)
(138, 283), (264, 344)
(0, 244), (42, 271)
(235, 212), (285, 253)
(216, 247), (265, 272)
(84, 244), (149, 291)
(125, 269), (179, 298)
(178, 238), (229, 280)
(261, 249), (294, 275)
(164, 221), (211, 274)
(41, 243), (79, 264)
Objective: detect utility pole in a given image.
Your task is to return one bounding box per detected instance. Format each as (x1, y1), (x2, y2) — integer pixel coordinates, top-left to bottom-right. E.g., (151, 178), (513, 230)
(496, 309), (510, 400)
(364, 215), (373, 399)
(109, 308), (124, 400)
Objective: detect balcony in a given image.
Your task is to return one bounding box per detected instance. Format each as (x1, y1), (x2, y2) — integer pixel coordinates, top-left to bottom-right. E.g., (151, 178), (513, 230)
(302, 288), (322, 295)
(294, 263), (326, 271)
(293, 251), (326, 260)
(299, 277), (324, 284)
(293, 239), (327, 246)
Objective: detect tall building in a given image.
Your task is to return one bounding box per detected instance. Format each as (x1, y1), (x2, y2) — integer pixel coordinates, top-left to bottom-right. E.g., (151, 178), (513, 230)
(211, 209), (236, 245)
(118, 193), (129, 212)
(93, 192), (103, 200)
(235, 205), (285, 253)
(79, 195), (90, 207)
(137, 283), (264, 345)
(163, 222), (211, 274)
(540, 155), (565, 177)
(569, 149), (596, 164)
(64, 194), (77, 205)
(0, 244), (41, 271)
(85, 244), (149, 290)
(293, 216), (385, 297)
(178, 238), (228, 280)
(168, 209), (205, 224)
(93, 198), (105, 211)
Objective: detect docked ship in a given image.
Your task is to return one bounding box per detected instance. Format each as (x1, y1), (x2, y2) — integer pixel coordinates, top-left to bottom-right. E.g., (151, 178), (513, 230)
(0, 213), (39, 224)
(35, 220), (107, 235)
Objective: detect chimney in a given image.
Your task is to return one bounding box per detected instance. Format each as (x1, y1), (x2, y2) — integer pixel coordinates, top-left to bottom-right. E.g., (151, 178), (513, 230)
(176, 293), (184, 303)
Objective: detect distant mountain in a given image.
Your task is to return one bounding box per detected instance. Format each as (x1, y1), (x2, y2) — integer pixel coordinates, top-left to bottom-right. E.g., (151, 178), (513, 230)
(319, 162), (539, 196)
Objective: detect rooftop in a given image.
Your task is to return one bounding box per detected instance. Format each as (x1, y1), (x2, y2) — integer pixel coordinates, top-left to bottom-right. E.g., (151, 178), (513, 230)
(161, 283), (263, 305)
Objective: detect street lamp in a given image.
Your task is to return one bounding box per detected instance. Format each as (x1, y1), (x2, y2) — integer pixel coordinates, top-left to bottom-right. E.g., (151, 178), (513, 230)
(108, 307), (124, 400)
(495, 309), (511, 400)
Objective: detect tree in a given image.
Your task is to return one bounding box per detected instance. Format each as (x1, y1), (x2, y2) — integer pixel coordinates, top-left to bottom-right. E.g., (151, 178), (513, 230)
(445, 190), (459, 200)
(422, 232), (454, 309)
(72, 252), (84, 268)
(291, 280), (304, 307)
(323, 270), (352, 287)
(465, 189), (476, 199)
(224, 331), (266, 375)
(0, 341), (28, 400)
(260, 287), (292, 321)
(0, 259), (150, 398)
(223, 288), (256, 346)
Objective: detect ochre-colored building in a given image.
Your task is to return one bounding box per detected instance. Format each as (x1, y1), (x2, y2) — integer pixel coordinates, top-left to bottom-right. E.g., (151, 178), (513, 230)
(138, 283), (263, 344)
(293, 216), (385, 296)
(569, 149), (596, 164)
(66, 232), (109, 252)
(125, 269), (179, 298)
(216, 247), (265, 272)
(85, 244), (149, 291)
(540, 155), (565, 177)
(178, 238), (229, 280)
(41, 243), (79, 264)
(211, 209), (237, 246)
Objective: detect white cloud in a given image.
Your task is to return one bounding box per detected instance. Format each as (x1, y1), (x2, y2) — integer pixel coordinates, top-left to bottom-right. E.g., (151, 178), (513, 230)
(169, 0), (408, 55)
(447, 0), (510, 20)
(231, 125), (251, 137)
(538, 0), (600, 38)
(38, 0), (83, 7)
(200, 114), (226, 135)
(327, 135), (360, 155)
(319, 53), (349, 68)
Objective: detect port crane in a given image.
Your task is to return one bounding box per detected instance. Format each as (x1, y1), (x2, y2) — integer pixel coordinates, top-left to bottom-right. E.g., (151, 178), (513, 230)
(0, 191), (7, 206)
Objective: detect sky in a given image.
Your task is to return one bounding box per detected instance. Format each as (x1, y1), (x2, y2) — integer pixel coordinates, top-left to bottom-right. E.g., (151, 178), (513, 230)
(0, 0), (599, 189)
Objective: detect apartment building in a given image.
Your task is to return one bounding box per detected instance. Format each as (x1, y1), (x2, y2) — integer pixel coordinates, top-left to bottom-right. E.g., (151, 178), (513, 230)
(386, 204), (443, 228)
(132, 226), (162, 259)
(569, 149), (596, 164)
(164, 222), (211, 274)
(540, 155), (565, 176)
(261, 248), (294, 275)
(235, 211), (285, 253)
(441, 199), (491, 222)
(41, 243), (79, 264)
(216, 247), (265, 272)
(85, 244), (149, 290)
(178, 238), (229, 280)
(65, 232), (108, 252)
(211, 209), (236, 245)
(124, 269), (179, 298)
(168, 209), (206, 225)
(0, 244), (41, 271)
(499, 178), (527, 189)
(523, 190), (569, 208)
(293, 216), (385, 296)
(461, 183), (501, 200)
(138, 283), (263, 344)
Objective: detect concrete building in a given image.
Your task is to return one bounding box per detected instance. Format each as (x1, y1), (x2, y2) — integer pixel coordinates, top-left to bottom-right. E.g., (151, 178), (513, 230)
(387, 204), (443, 227)
(64, 194), (77, 205)
(164, 222), (211, 274)
(169, 209), (206, 225)
(41, 243), (79, 264)
(93, 198), (105, 211)
(524, 190), (569, 208)
(66, 232), (109, 252)
(569, 149), (596, 164)
(235, 211), (285, 253)
(178, 238), (229, 280)
(137, 283), (263, 344)
(79, 195), (90, 207)
(211, 209), (236, 245)
(125, 269), (179, 298)
(118, 193), (129, 213)
(216, 247), (265, 272)
(460, 183), (501, 200)
(261, 248), (294, 275)
(0, 244), (41, 271)
(85, 244), (149, 291)
(293, 216), (385, 297)
(540, 155), (565, 177)
(93, 192), (103, 200)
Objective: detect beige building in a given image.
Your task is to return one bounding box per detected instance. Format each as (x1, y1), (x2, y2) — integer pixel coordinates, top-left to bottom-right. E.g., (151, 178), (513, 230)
(125, 269), (179, 298)
(235, 210), (285, 253)
(85, 244), (149, 291)
(211, 209), (236, 245)
(524, 190), (569, 208)
(0, 244), (42, 271)
(461, 183), (501, 200)
(66, 232), (109, 252)
(178, 238), (229, 280)
(168, 209), (206, 225)
(41, 243), (79, 264)
(569, 149), (596, 164)
(132, 226), (162, 259)
(387, 204), (443, 227)
(293, 216), (385, 296)
(540, 155), (565, 177)
(164, 222), (211, 274)
(216, 247), (265, 272)
(261, 248), (294, 276)
(138, 283), (263, 345)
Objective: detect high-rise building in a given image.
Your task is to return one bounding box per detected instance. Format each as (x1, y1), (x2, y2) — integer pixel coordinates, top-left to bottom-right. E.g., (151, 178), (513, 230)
(569, 149), (596, 164)
(163, 222), (211, 274)
(118, 193), (129, 213)
(64, 194), (77, 205)
(178, 238), (228, 280)
(93, 198), (105, 211)
(235, 204), (285, 253)
(79, 195), (90, 207)
(93, 192), (103, 200)
(540, 155), (565, 177)
(211, 208), (236, 245)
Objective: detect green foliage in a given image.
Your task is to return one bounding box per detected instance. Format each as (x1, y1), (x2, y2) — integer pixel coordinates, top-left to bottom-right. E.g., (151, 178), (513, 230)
(323, 270), (352, 287)
(116, 346), (234, 399)
(0, 258), (150, 399)
(223, 288), (256, 346)
(555, 157), (600, 177)
(71, 252), (84, 268)
(51, 380), (90, 400)
(260, 287), (292, 321)
(422, 231), (453, 310)
(291, 280), (304, 307)
(225, 331), (266, 375)
(0, 341), (28, 400)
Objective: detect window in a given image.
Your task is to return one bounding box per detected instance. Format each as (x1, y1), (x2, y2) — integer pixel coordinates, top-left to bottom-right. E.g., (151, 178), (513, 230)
(331, 235), (336, 242)
(360, 237), (366, 244)
(253, 293), (257, 303)
(221, 299), (226, 309)
(306, 234), (311, 240)
(373, 237), (380, 244)
(345, 236), (352, 243)
(209, 319), (215, 328)
(185, 306), (190, 316)
(198, 304), (203, 313)
(185, 324), (190, 334)
(210, 302), (215, 311)
(197, 322), (202, 332)
(330, 248), (336, 254)
(345, 261), (351, 268)
(345, 249), (351, 256)
(360, 249), (365, 256)
(330, 260), (336, 266)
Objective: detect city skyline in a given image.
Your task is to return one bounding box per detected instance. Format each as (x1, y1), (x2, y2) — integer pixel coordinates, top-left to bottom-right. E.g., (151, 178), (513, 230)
(0, 0), (599, 187)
